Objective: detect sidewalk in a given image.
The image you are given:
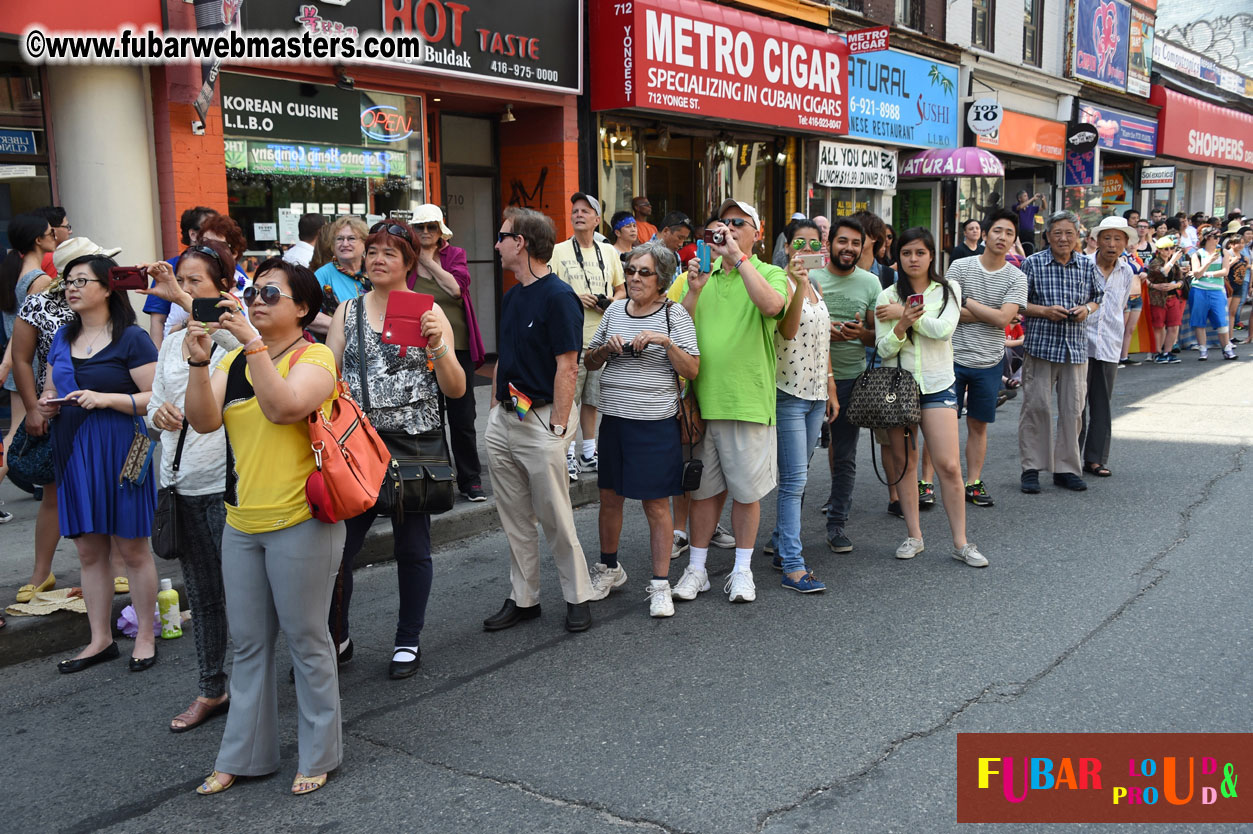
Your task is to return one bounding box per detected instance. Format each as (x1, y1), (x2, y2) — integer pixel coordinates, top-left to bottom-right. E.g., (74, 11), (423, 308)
(0, 382), (601, 667)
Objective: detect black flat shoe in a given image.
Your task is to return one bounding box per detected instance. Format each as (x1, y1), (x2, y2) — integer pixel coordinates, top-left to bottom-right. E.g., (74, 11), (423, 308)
(1053, 472), (1088, 491)
(337, 639), (354, 666)
(58, 642), (120, 674)
(388, 647), (421, 679)
(129, 647), (158, 672)
(483, 599), (541, 631)
(1021, 469), (1041, 494)
(565, 602), (592, 633)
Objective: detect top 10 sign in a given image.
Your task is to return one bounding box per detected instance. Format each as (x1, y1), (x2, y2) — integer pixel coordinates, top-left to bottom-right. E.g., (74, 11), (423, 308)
(590, 0), (850, 135)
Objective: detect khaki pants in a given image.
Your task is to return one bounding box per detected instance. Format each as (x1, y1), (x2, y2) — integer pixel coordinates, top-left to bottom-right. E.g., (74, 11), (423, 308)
(485, 403), (593, 606)
(1018, 354), (1088, 476)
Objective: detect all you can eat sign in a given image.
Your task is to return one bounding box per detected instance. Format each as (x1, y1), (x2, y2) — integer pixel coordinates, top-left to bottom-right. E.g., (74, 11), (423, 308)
(816, 141), (897, 189)
(590, 0), (850, 134)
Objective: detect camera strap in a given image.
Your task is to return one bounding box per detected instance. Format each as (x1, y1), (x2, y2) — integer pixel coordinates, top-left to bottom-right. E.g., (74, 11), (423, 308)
(571, 237), (610, 296)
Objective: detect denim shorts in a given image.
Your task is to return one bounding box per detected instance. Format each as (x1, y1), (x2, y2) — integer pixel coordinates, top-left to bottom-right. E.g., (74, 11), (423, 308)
(919, 384), (958, 410)
(953, 363), (1001, 423)
(1126, 295), (1143, 311)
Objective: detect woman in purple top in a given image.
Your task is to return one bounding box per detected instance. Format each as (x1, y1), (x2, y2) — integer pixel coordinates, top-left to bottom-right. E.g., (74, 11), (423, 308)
(1015, 190), (1047, 250)
(408, 205), (488, 502)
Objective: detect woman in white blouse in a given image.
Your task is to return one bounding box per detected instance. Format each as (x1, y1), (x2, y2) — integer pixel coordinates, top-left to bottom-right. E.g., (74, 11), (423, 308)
(767, 220), (837, 594)
(874, 228), (987, 568)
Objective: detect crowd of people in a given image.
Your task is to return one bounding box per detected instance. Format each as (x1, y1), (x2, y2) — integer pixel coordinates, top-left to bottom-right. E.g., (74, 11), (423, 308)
(1, 193), (1248, 796)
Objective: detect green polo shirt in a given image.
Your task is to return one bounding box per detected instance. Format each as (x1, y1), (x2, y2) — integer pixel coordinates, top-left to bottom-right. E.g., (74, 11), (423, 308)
(680, 254), (787, 425)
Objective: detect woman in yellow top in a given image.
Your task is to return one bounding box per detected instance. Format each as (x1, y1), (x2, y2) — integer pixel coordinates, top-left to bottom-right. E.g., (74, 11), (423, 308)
(184, 259), (344, 798)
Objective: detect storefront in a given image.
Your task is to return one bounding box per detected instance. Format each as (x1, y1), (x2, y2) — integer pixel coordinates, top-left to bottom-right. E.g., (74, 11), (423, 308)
(898, 147), (1004, 258)
(0, 42), (53, 241)
(810, 139), (897, 222)
(219, 0), (583, 351)
(589, 0), (851, 249)
(1063, 100), (1159, 228)
(975, 110), (1066, 251)
(1147, 85), (1253, 217)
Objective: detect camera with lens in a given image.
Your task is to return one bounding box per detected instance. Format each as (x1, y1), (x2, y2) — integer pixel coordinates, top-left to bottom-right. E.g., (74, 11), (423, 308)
(595, 294), (612, 310)
(703, 229), (726, 246)
(619, 344), (638, 357)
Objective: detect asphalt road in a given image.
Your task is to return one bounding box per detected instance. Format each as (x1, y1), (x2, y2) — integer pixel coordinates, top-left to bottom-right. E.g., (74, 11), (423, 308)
(2, 355), (1250, 834)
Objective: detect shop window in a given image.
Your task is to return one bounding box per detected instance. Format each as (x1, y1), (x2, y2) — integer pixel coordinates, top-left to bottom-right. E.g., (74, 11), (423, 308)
(0, 57), (53, 234)
(1214, 175), (1228, 218)
(1227, 178), (1243, 218)
(808, 186), (870, 221)
(895, 0), (924, 30)
(958, 177), (1005, 229)
(830, 0), (865, 12)
(597, 121), (638, 234)
(972, 0), (995, 50)
(1023, 0), (1043, 66)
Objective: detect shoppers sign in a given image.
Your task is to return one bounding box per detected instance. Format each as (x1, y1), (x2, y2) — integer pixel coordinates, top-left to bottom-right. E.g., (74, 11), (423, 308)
(846, 49), (959, 148)
(590, 0), (850, 135)
(1126, 7), (1154, 98)
(1140, 165), (1175, 188)
(240, 0), (582, 94)
(815, 141), (896, 189)
(1150, 86), (1253, 171)
(1077, 101), (1157, 158)
(976, 111), (1065, 161)
(1071, 0), (1131, 91)
(225, 138), (407, 178)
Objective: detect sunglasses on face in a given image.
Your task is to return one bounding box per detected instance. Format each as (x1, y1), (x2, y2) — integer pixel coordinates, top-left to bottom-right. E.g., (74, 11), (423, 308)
(623, 265), (658, 277)
(414, 223), (441, 233)
(243, 284), (294, 306)
(790, 238), (822, 251)
(370, 221), (414, 243)
(497, 231), (523, 243)
(720, 217), (753, 229)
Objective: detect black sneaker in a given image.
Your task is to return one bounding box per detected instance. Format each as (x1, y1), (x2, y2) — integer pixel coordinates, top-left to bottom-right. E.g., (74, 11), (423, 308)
(886, 500), (904, 518)
(965, 480), (995, 507)
(462, 484), (487, 502)
(1122, 357), (1142, 366)
(1021, 469), (1041, 494)
(1053, 472), (1088, 491)
(827, 527), (853, 553)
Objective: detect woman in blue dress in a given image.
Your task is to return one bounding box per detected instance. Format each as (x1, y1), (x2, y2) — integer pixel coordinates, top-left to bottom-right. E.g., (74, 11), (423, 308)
(38, 254), (160, 673)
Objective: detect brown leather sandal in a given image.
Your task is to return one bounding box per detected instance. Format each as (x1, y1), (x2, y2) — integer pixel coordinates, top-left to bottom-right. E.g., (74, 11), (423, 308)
(170, 698), (230, 733)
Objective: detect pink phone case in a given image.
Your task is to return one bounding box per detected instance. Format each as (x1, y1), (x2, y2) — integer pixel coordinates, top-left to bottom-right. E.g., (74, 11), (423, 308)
(381, 292), (435, 349)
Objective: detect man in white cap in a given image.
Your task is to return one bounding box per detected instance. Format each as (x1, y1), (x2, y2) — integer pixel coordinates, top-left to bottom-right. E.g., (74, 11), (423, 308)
(672, 198), (787, 605)
(548, 192), (625, 481)
(1078, 216), (1137, 478)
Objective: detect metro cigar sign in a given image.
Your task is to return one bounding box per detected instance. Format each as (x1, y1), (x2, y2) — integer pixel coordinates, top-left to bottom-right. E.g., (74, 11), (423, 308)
(590, 0), (850, 135)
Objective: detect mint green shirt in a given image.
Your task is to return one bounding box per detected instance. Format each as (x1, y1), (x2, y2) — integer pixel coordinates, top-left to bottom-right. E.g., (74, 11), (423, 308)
(808, 265), (882, 380)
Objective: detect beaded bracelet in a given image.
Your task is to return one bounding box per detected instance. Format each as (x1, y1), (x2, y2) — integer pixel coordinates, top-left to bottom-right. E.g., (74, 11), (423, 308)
(244, 344), (269, 356)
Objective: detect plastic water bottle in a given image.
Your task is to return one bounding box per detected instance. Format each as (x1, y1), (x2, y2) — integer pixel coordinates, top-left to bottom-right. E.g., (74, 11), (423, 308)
(157, 578), (183, 639)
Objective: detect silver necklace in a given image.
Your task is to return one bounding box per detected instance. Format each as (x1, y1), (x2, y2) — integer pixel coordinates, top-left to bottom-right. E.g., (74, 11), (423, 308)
(83, 325), (109, 355)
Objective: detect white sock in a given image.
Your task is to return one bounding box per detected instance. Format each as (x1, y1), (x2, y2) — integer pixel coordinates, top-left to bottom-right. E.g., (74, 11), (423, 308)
(689, 546), (708, 573)
(392, 645), (418, 660)
(734, 547), (753, 573)
(673, 529), (687, 541)
(338, 638), (351, 653)
(568, 441), (576, 456)
(582, 439), (596, 458)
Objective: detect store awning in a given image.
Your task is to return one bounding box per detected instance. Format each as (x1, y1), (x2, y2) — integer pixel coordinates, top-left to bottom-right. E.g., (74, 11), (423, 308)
(1149, 85), (1253, 172)
(899, 147), (1004, 178)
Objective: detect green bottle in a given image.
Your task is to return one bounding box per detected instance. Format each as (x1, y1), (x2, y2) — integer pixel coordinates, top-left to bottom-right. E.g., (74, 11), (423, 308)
(158, 578), (183, 639)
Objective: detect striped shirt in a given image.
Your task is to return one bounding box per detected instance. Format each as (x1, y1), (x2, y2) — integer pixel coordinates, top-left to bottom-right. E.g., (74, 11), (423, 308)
(947, 256), (1027, 369)
(1022, 248), (1104, 365)
(588, 299), (699, 421)
(1085, 254), (1135, 363)
(1190, 250), (1226, 292)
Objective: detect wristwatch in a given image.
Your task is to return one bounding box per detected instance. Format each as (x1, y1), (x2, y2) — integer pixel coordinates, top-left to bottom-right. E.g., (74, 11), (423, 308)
(550, 423), (566, 436)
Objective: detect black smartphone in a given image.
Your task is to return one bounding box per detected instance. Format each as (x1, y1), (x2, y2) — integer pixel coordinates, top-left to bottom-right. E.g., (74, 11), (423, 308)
(191, 297), (225, 323)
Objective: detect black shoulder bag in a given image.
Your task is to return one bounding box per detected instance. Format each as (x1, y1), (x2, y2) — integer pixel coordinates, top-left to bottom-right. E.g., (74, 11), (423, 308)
(152, 419), (189, 560)
(356, 299), (455, 520)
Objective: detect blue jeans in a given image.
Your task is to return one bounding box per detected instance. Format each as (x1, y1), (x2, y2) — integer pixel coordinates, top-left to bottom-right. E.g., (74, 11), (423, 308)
(771, 390), (827, 574)
(826, 378), (860, 532)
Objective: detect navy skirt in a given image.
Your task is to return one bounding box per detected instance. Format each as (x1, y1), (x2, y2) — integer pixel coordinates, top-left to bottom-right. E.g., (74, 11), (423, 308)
(597, 414), (683, 500)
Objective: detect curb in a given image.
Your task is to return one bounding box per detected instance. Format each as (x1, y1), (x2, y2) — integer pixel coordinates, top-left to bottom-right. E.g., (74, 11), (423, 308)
(0, 479), (601, 669)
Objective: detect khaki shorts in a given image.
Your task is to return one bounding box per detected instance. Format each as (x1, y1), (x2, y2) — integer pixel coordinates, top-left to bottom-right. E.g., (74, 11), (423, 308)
(692, 419), (778, 503)
(575, 360), (602, 410)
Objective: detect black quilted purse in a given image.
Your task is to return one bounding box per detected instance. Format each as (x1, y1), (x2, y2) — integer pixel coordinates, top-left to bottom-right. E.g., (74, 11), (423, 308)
(356, 300), (455, 520)
(846, 358), (921, 430)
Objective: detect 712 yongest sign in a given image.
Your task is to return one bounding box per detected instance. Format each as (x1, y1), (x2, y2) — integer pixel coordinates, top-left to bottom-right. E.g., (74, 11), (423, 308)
(590, 0), (849, 135)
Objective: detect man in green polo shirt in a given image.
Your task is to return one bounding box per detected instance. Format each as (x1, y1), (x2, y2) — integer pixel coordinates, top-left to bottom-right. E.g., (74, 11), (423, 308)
(672, 198), (787, 606)
(807, 216), (880, 554)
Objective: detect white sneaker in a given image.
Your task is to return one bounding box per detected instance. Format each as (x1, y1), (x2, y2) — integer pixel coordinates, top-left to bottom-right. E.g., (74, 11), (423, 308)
(577, 452), (598, 472)
(671, 566), (710, 600)
(671, 532), (689, 560)
(953, 543), (988, 568)
(588, 563), (627, 599)
(724, 569), (756, 602)
(895, 537), (925, 560)
(566, 451), (579, 482)
(710, 524), (736, 549)
(646, 580), (675, 617)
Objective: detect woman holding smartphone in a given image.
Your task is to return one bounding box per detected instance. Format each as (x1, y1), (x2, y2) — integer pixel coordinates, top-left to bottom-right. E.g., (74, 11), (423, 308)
(873, 228), (986, 568)
(185, 259), (344, 797)
(766, 220), (837, 593)
(141, 240), (239, 731)
(324, 222), (463, 679)
(39, 255), (160, 671)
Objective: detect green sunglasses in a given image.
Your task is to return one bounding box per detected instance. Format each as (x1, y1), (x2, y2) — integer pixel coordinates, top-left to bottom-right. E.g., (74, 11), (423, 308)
(790, 238), (823, 251)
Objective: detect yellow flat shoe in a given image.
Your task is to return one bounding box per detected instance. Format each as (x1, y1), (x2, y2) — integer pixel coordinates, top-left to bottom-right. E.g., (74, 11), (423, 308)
(114, 576), (129, 594)
(16, 572), (55, 603)
(196, 771), (236, 795)
(291, 772), (327, 795)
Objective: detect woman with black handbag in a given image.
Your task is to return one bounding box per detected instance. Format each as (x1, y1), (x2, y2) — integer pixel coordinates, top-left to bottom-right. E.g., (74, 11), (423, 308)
(141, 240), (239, 731)
(873, 228), (987, 568)
(324, 222), (465, 679)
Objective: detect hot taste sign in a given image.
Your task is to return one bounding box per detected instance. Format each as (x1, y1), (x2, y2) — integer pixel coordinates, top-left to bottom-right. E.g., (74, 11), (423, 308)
(589, 0), (849, 135)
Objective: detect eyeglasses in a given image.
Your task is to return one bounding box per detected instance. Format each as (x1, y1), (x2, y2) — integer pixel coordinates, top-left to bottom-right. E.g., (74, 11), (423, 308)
(66, 276), (105, 289)
(243, 284), (294, 306)
(56, 222), (72, 232)
(790, 238), (822, 251)
(623, 265), (658, 277)
(721, 217), (753, 229)
(334, 235), (361, 245)
(497, 231), (523, 243)
(370, 221), (414, 243)
(414, 222), (441, 233)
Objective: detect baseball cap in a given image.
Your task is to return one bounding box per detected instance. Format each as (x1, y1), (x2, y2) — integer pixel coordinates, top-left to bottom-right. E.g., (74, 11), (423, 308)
(571, 192), (602, 216)
(716, 199), (761, 230)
